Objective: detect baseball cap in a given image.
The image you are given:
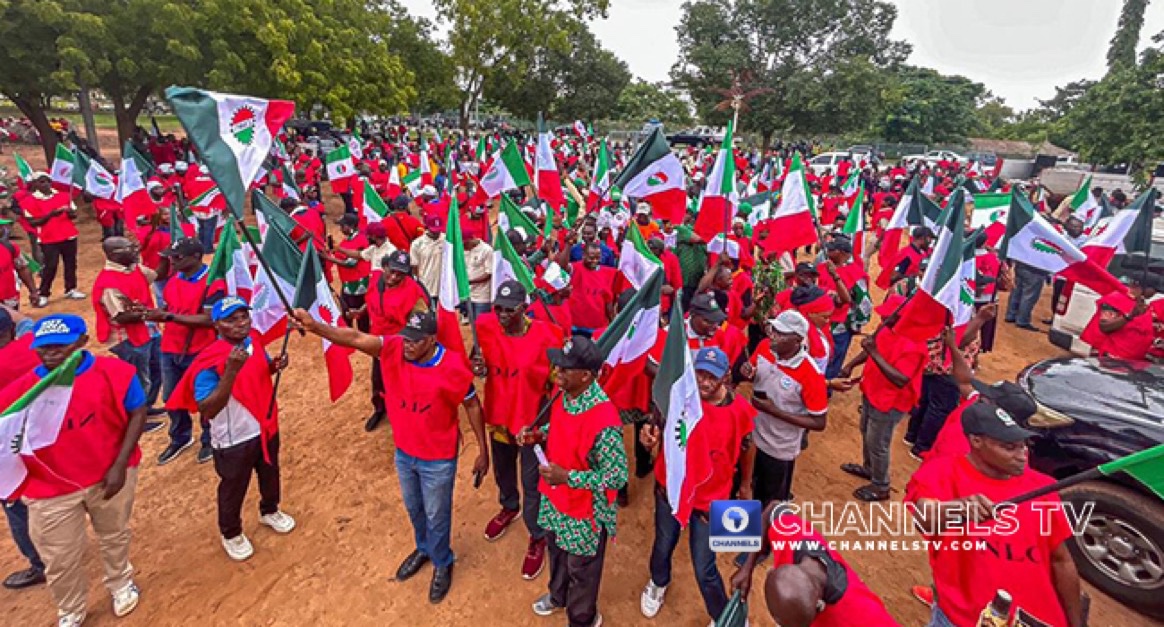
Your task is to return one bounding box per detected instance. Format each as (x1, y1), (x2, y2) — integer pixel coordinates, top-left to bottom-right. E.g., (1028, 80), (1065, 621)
(635, 202), (652, 215)
(158, 163), (174, 174)
(365, 222), (387, 239)
(494, 280), (528, 309)
(689, 292), (727, 325)
(424, 213), (445, 232)
(961, 400), (1037, 443)
(768, 309), (809, 337)
(385, 250), (411, 273)
(826, 236), (853, 253)
(145, 180), (164, 191)
(279, 197), (299, 211)
(31, 170), (49, 180)
(30, 314), (87, 348)
(547, 335), (604, 372)
(875, 293), (907, 319)
(794, 262), (819, 276)
(420, 185), (437, 197)
(211, 295), (250, 322)
(160, 238), (205, 258)
(971, 380), (1038, 422)
(174, 160), (189, 171)
(399, 310), (438, 341)
(336, 214), (359, 228)
(391, 195), (411, 210)
(693, 347), (730, 378)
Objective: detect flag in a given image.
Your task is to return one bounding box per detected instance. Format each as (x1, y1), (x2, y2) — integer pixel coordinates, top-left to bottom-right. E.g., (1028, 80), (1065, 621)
(168, 203), (194, 241)
(13, 153), (33, 184)
(83, 158), (117, 199)
(0, 351), (82, 500)
(650, 293), (704, 524)
(619, 221), (662, 289)
(123, 140), (155, 179)
(762, 152), (818, 253)
(50, 144), (75, 190)
(999, 190), (1126, 298)
(294, 244), (354, 401)
(418, 135), (435, 188)
(574, 120), (588, 137)
(847, 275), (874, 330)
(536, 113), (565, 209)
(150, 114), (163, 139)
(439, 197), (471, 312)
(693, 121), (738, 241)
(347, 130), (364, 160)
(612, 127), (687, 224)
(356, 179), (390, 227)
(587, 139), (612, 211)
(741, 191), (774, 226)
(842, 182), (867, 259)
(251, 192), (303, 343)
(207, 223), (254, 300)
(497, 195), (539, 241)
(116, 156), (152, 217)
(1082, 189), (1159, 269)
(1120, 188), (1159, 258)
(479, 141), (530, 198)
(841, 170), (860, 197)
(1097, 443), (1164, 499)
(595, 268), (663, 368)
(877, 176), (943, 288)
(165, 87), (294, 219)
(895, 190), (976, 343)
(277, 163), (300, 200)
(492, 226), (536, 297)
(324, 144), (356, 194)
(970, 192), (1010, 248)
(1069, 175), (1101, 228)
(189, 185), (221, 209)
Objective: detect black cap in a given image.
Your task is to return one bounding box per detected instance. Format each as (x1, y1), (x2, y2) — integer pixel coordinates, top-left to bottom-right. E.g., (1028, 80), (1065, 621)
(279, 197), (299, 211)
(912, 226), (935, 239)
(547, 335), (604, 372)
(971, 380), (1038, 422)
(391, 195), (411, 210)
(399, 309), (437, 341)
(794, 261), (819, 276)
(336, 214), (359, 228)
(826, 236), (853, 253)
(962, 400), (1038, 443)
(494, 280), (528, 309)
(385, 250), (411, 273)
(160, 238), (205, 258)
(689, 292), (727, 324)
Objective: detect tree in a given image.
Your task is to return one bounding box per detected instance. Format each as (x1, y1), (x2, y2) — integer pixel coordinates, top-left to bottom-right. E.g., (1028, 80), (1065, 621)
(484, 20), (630, 123)
(1107, 0), (1149, 71)
(432, 0), (609, 131)
(671, 0), (909, 146)
(974, 96), (1016, 137)
(1036, 80), (1096, 119)
(379, 3), (459, 114)
(875, 66), (986, 144)
(615, 80), (693, 127)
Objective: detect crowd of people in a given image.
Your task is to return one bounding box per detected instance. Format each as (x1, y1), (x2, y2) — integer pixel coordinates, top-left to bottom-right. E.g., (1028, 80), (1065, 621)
(1, 122), (1160, 627)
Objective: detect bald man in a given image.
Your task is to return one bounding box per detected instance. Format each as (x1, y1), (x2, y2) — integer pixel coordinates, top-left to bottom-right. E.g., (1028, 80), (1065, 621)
(92, 236), (161, 416)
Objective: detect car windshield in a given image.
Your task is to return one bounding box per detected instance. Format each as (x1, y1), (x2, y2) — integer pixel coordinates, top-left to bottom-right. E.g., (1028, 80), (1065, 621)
(812, 156), (832, 164)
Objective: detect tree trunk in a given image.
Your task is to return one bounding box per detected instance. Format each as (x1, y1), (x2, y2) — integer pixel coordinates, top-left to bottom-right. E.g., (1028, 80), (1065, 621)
(8, 93), (58, 164)
(111, 85), (154, 150)
(77, 85), (101, 157)
(761, 129), (774, 151)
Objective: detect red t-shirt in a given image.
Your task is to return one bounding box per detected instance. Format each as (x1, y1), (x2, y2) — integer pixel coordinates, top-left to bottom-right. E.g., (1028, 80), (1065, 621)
(0, 241), (22, 301)
(0, 333), (40, 385)
(160, 268), (217, 354)
(1149, 299), (1164, 359)
(1081, 292), (1154, 360)
(383, 212), (424, 251)
(975, 251), (1002, 298)
(859, 326), (926, 413)
(653, 393), (753, 517)
(530, 298), (572, 336)
(132, 226), (171, 271)
(568, 262), (616, 329)
(334, 233), (371, 284)
(906, 456), (1073, 627)
(365, 273), (428, 336)
(476, 314), (562, 435)
(766, 513), (898, 626)
(660, 250), (684, 314)
(378, 336), (475, 460)
(22, 191), (78, 244)
(817, 261), (866, 324)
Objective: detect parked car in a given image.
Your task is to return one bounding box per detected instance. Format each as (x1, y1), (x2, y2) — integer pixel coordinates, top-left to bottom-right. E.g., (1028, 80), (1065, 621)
(1019, 356), (1164, 618)
(901, 150), (966, 167)
(964, 151), (999, 170)
(667, 126), (727, 148)
(847, 145), (875, 161)
(1049, 216), (1164, 356)
(807, 151), (853, 176)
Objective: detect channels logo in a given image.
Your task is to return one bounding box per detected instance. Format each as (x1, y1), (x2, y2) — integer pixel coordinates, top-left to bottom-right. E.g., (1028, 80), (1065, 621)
(709, 500), (761, 553)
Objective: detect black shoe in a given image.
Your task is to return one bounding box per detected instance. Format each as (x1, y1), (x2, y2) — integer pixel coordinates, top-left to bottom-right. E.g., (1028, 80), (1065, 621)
(157, 440), (193, 465)
(616, 486), (629, 508)
(395, 550), (430, 581)
(197, 444), (213, 464)
(142, 420), (165, 434)
(1016, 323), (1041, 332)
(2, 567), (45, 589)
(364, 411), (385, 432)
(429, 564), (453, 603)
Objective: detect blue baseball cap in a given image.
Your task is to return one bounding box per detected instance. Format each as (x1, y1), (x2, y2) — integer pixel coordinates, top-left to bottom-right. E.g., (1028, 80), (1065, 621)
(693, 347), (729, 378)
(31, 314), (87, 348)
(211, 295), (251, 322)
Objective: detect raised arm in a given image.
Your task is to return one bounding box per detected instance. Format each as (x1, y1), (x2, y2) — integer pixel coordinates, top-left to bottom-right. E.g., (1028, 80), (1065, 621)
(291, 308), (383, 357)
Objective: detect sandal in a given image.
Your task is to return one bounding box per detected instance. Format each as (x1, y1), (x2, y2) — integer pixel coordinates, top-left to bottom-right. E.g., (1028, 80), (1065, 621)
(840, 463), (871, 480)
(853, 484), (890, 502)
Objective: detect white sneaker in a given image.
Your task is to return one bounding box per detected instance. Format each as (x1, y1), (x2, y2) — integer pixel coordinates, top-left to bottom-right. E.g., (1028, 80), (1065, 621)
(57, 611), (86, 627)
(222, 534), (254, 561)
(33, 296), (48, 308)
(260, 510), (296, 534)
(64, 289), (86, 300)
(640, 580), (667, 617)
(112, 582), (140, 617)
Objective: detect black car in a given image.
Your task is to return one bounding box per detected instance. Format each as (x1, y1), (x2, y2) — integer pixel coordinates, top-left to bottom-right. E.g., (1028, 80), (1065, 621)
(1019, 356), (1164, 619)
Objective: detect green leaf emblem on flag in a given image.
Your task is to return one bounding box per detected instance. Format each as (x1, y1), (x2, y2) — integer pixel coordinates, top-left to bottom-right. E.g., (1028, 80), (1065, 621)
(1032, 237), (1066, 257)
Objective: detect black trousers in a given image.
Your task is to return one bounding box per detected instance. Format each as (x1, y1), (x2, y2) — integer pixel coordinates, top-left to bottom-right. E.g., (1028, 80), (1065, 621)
(213, 434), (281, 539)
(753, 448), (796, 507)
(39, 238), (78, 297)
(548, 530), (608, 627)
(490, 436), (545, 539)
(341, 293), (369, 333)
(371, 357), (385, 414)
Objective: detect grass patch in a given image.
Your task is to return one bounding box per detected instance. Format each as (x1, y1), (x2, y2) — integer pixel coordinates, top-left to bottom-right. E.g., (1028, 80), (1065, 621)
(0, 106), (183, 133)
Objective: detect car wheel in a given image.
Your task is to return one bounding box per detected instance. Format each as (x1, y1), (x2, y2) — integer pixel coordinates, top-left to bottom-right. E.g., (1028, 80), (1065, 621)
(1062, 481), (1164, 619)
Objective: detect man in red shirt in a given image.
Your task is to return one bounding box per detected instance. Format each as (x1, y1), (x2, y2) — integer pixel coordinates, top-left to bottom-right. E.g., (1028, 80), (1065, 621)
(0, 217), (40, 309)
(567, 241), (616, 335)
(0, 314), (147, 625)
(838, 294), (928, 501)
(324, 214), (372, 332)
(92, 237), (158, 417)
(1081, 285), (1154, 361)
(293, 308), (488, 604)
(906, 403), (1084, 627)
(471, 281), (563, 579)
(648, 237), (683, 316)
(876, 226), (933, 291)
(22, 173), (84, 302)
(384, 195), (425, 251)
(638, 347), (755, 623)
(815, 237), (863, 378)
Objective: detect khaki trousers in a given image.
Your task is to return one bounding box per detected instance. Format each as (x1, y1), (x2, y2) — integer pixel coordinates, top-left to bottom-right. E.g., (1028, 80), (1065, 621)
(26, 467), (139, 616)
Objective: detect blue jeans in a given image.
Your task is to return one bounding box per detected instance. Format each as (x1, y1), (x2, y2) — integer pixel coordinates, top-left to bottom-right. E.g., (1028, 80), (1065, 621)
(110, 337), (157, 409)
(395, 449), (457, 568)
(3, 500), (44, 572)
(1005, 264), (1047, 326)
(146, 336), (162, 407)
(161, 351), (210, 448)
(648, 488), (728, 620)
(196, 216), (218, 253)
(927, 604), (956, 627)
(826, 329), (853, 380)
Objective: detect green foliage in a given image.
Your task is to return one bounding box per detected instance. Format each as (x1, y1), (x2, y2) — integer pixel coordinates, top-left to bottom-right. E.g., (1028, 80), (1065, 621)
(876, 66), (986, 144)
(615, 80), (693, 128)
(1107, 0), (1149, 71)
(379, 4), (459, 114)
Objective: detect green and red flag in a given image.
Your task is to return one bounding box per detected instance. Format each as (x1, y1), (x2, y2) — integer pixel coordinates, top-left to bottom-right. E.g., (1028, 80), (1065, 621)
(207, 223), (254, 301)
(970, 192), (1010, 248)
(293, 243), (354, 401)
(0, 351), (82, 500)
(535, 113), (565, 209)
(586, 139), (612, 211)
(612, 127), (687, 224)
(479, 140), (530, 198)
(618, 220), (662, 290)
(693, 121), (738, 241)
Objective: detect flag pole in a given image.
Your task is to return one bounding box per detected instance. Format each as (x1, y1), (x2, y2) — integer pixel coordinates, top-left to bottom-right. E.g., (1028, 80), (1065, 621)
(228, 211), (295, 314)
(1000, 467), (1102, 507)
(264, 324), (295, 423)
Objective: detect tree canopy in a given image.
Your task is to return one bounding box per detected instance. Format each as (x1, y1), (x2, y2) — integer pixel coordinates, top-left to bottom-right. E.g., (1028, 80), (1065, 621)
(615, 80), (694, 128)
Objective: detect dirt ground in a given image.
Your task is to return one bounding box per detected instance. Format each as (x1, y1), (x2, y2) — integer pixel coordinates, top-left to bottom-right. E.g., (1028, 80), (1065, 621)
(0, 141), (1158, 626)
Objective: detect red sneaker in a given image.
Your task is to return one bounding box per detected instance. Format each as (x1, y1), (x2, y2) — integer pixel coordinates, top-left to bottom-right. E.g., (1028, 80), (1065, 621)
(484, 508), (519, 542)
(911, 585), (934, 608)
(522, 537), (547, 580)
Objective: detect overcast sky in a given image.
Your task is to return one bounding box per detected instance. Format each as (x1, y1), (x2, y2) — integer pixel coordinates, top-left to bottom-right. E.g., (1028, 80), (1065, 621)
(401, 0), (1164, 111)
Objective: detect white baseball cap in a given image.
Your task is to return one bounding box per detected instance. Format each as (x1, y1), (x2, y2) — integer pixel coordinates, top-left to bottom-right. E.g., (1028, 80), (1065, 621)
(768, 310), (809, 337)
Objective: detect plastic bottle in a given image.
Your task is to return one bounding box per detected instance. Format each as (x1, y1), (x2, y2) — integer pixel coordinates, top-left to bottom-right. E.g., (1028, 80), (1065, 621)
(978, 589), (1012, 627)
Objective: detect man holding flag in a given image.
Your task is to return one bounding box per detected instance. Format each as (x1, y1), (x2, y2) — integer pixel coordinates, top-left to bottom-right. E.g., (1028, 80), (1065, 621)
(0, 314), (148, 626)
